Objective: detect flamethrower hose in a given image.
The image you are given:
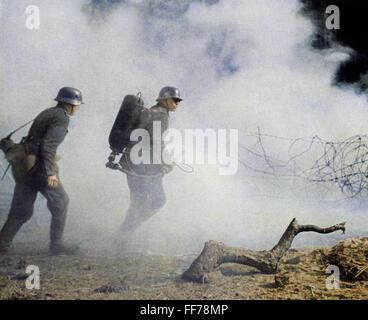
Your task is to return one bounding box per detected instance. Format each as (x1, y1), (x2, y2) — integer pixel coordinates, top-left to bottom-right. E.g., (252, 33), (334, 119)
(173, 161), (194, 173)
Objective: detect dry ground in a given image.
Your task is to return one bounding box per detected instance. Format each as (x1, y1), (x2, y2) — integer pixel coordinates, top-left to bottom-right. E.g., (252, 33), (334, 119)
(0, 238), (367, 300)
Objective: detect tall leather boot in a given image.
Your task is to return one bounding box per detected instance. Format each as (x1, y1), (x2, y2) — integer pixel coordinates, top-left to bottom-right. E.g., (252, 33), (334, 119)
(0, 218), (25, 253)
(49, 215), (78, 255)
(0, 183), (37, 254)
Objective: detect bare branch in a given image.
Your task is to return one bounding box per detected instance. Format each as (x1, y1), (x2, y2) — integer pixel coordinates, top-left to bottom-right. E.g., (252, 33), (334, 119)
(182, 219), (346, 283)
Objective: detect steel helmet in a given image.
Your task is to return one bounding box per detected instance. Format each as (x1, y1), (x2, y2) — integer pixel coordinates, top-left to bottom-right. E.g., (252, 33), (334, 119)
(156, 86), (182, 102)
(55, 87), (84, 106)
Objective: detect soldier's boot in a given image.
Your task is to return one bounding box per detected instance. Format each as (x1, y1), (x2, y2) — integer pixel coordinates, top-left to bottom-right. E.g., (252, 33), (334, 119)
(0, 218), (25, 254)
(44, 184), (78, 255)
(50, 242), (79, 255)
(111, 220), (137, 252)
(111, 206), (159, 251)
(111, 216), (134, 251)
(49, 216), (79, 255)
(0, 243), (10, 255)
(0, 183), (37, 255)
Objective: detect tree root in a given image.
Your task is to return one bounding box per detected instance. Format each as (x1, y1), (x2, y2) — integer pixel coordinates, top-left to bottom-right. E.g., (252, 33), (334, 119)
(182, 218), (346, 282)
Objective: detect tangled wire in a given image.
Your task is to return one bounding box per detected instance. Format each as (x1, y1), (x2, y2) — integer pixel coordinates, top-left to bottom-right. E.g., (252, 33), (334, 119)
(305, 135), (368, 198)
(238, 129), (368, 199)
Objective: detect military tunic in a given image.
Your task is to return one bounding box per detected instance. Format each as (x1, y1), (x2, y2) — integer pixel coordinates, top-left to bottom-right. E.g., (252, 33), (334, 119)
(0, 105), (70, 251)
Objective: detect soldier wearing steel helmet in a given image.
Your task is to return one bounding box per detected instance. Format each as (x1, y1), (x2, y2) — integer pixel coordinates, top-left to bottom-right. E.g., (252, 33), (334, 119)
(114, 86), (183, 248)
(0, 87), (84, 255)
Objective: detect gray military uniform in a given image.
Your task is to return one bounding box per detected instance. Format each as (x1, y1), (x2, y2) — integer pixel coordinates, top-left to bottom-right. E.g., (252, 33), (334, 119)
(0, 105), (70, 251)
(118, 103), (169, 240)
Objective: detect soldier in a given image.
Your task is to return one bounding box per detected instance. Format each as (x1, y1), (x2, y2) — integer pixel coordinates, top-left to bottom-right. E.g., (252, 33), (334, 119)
(115, 86), (182, 248)
(0, 87), (84, 255)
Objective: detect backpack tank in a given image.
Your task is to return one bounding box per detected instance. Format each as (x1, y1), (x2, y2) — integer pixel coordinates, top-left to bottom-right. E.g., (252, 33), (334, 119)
(108, 93), (147, 153)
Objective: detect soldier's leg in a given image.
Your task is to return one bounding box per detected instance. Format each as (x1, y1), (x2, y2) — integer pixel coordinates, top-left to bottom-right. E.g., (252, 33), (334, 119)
(0, 183), (37, 252)
(147, 176), (166, 211)
(119, 175), (166, 235)
(118, 175), (146, 237)
(118, 203), (145, 237)
(39, 180), (71, 251)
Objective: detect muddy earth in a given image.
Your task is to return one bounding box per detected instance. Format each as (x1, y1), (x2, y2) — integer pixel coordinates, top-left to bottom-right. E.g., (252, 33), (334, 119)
(0, 237), (367, 300)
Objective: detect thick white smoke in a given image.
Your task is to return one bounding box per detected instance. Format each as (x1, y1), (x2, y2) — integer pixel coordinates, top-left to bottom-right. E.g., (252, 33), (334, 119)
(0, 0), (367, 254)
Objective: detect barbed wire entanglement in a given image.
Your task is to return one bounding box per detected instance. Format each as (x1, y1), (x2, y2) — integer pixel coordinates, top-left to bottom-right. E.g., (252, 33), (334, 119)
(238, 129), (368, 200)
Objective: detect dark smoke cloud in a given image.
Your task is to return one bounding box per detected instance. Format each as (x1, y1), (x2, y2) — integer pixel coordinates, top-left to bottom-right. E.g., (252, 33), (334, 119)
(300, 0), (368, 92)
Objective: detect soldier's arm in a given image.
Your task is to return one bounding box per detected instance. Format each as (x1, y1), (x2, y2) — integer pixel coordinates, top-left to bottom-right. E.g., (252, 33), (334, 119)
(155, 112), (173, 170)
(161, 114), (174, 170)
(40, 117), (68, 176)
(161, 112), (169, 135)
(137, 109), (152, 129)
(151, 111), (169, 149)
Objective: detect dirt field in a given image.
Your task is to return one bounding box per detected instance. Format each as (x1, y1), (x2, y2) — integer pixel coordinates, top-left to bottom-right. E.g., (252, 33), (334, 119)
(0, 238), (367, 300)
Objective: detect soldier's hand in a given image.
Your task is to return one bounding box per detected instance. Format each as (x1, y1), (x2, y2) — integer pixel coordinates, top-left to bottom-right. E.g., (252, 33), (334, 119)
(48, 175), (59, 188)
